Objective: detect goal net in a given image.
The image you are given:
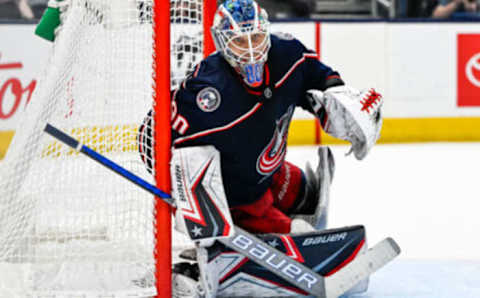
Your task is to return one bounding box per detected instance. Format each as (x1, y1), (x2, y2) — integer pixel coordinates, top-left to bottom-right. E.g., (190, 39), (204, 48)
(0, 0), (216, 297)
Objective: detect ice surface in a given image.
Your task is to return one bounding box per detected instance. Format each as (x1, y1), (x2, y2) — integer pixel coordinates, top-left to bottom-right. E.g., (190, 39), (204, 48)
(1, 143), (479, 297)
(286, 143), (480, 298)
(363, 259), (480, 298)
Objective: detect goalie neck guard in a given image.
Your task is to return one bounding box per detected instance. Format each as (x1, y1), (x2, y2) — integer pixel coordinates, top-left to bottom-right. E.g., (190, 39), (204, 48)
(211, 0), (271, 87)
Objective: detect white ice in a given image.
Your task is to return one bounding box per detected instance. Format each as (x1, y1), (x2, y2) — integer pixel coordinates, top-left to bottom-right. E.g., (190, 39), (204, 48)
(1, 143), (479, 297)
(286, 143), (480, 298)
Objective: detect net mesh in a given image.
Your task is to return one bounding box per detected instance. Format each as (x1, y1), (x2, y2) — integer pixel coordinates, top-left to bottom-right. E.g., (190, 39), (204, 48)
(0, 0), (206, 296)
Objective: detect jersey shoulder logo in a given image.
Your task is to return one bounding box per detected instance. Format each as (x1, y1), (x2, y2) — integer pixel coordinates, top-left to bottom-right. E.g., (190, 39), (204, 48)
(256, 106), (294, 176)
(196, 87), (221, 112)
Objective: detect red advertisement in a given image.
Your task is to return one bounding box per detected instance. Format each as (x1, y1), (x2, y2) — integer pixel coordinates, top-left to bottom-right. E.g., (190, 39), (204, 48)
(0, 53), (37, 120)
(457, 34), (480, 107)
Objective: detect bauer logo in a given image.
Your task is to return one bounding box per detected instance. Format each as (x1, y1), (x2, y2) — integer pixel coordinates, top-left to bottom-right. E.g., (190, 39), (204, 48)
(231, 234), (318, 289)
(302, 232), (348, 246)
(457, 34), (480, 107)
(174, 165), (187, 203)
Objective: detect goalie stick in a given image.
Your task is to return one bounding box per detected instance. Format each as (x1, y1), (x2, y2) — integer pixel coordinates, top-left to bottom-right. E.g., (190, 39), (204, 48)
(43, 123), (400, 298)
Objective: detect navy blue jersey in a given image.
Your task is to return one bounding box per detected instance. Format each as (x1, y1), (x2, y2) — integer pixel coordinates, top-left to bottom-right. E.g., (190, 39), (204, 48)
(170, 34), (342, 208)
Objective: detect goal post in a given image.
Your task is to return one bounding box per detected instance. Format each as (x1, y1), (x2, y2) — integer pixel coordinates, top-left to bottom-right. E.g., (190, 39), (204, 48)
(153, 2), (172, 297)
(0, 0), (217, 297)
(203, 1), (217, 57)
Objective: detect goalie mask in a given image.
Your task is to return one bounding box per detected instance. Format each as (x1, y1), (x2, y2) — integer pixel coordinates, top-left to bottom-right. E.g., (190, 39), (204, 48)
(211, 0), (271, 87)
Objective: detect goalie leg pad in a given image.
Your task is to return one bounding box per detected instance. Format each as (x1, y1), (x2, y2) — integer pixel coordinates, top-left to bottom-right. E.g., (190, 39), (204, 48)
(293, 147), (335, 230)
(199, 225), (367, 297)
(171, 145), (235, 245)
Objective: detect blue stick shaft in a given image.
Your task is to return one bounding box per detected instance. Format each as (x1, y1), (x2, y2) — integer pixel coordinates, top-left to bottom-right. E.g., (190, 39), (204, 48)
(44, 123), (174, 205)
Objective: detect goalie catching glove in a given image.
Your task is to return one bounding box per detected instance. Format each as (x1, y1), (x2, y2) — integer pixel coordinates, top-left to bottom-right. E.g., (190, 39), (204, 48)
(307, 86), (383, 160)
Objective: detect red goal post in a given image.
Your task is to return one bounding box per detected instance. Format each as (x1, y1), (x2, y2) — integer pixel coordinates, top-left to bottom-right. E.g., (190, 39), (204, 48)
(154, 1), (217, 297)
(0, 0), (217, 297)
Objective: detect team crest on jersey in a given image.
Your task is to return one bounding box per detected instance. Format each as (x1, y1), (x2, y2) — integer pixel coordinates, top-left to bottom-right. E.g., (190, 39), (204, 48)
(256, 106), (294, 176)
(197, 87), (221, 112)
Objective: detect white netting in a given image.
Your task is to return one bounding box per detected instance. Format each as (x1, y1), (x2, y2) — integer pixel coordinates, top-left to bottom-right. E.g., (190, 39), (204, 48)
(0, 0), (206, 297)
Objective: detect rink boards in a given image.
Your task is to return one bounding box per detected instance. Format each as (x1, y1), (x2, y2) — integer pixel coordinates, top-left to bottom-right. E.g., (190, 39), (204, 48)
(2, 21), (480, 158)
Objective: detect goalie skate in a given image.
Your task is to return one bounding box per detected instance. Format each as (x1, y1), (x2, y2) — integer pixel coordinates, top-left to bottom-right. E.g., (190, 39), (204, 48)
(172, 262), (205, 298)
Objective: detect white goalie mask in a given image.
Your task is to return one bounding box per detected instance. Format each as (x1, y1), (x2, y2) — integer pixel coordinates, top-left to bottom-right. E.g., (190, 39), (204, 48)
(211, 0), (271, 87)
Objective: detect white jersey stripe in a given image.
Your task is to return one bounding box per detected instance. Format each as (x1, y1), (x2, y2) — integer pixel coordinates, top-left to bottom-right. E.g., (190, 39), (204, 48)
(174, 102), (263, 145)
(275, 53), (319, 88)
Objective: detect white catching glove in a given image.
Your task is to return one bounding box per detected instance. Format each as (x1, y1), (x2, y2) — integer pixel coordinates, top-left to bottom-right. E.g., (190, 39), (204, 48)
(307, 86), (383, 160)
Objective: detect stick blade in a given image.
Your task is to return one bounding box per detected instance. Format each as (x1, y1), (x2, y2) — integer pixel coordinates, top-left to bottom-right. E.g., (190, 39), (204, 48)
(325, 237), (401, 298)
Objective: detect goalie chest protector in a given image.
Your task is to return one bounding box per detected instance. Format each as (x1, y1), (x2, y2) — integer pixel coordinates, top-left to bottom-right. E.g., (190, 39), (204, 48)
(170, 34), (341, 208)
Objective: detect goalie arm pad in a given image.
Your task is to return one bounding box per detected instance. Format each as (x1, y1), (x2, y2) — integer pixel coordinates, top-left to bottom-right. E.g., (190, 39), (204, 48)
(307, 86), (383, 160)
(171, 145), (234, 245)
